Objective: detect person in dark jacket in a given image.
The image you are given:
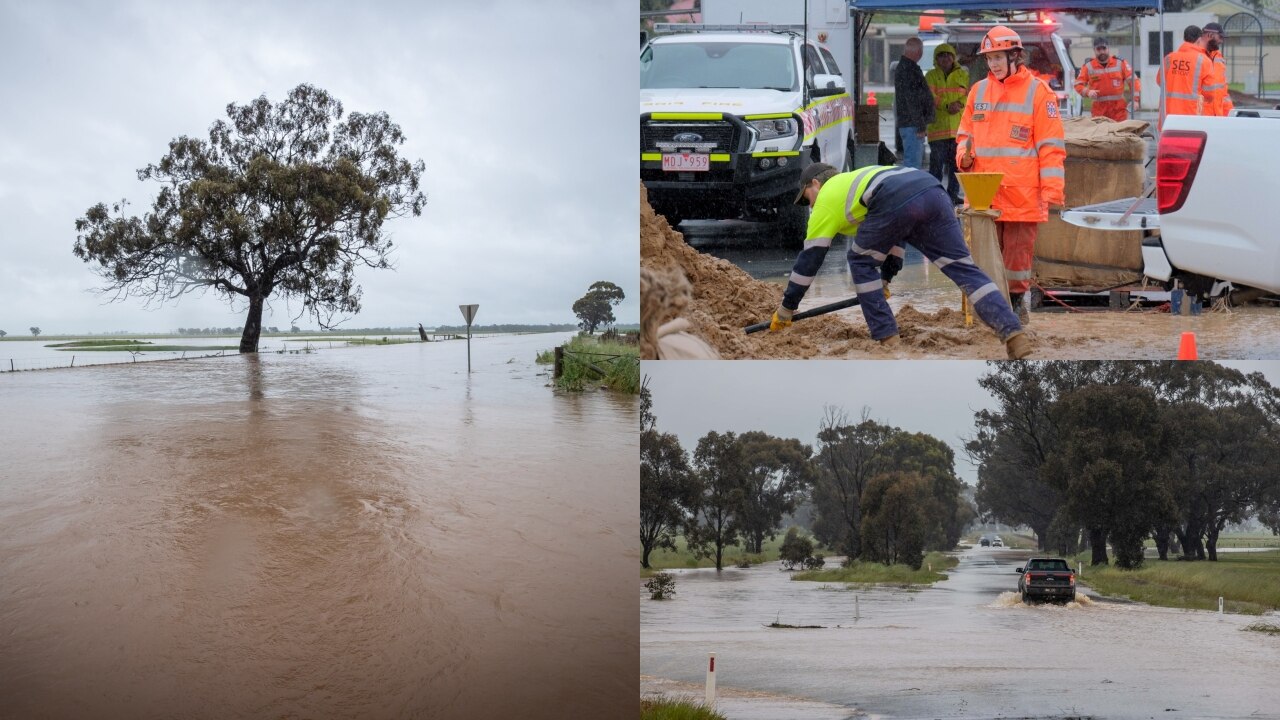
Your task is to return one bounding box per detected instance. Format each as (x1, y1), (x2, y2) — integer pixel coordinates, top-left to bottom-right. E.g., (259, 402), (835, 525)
(894, 37), (936, 169)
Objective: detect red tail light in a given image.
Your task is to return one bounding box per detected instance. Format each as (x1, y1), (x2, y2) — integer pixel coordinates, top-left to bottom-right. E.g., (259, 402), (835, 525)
(1157, 131), (1207, 214)
(1069, 572), (1076, 585)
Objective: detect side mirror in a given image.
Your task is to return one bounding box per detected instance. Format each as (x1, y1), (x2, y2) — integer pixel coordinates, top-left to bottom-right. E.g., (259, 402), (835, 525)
(811, 73), (846, 97)
(1015, 567), (1024, 573)
(641, 30), (649, 48)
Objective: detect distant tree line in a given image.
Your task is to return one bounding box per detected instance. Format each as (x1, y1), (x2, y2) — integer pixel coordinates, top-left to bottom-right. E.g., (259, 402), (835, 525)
(640, 382), (973, 571)
(432, 323), (578, 333)
(968, 362), (1280, 569)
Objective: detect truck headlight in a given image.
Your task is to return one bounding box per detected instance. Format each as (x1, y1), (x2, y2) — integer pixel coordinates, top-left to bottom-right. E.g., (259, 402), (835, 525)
(748, 118), (797, 142)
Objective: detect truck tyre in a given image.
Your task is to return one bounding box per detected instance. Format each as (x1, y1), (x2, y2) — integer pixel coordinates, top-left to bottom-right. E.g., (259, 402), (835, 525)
(1021, 590), (1029, 604)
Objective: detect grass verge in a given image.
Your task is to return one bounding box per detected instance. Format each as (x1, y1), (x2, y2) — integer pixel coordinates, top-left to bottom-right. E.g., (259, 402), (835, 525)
(641, 531), (831, 575)
(1244, 622), (1280, 636)
(641, 698), (726, 720)
(1076, 550), (1280, 615)
(792, 551), (958, 586)
(538, 335), (639, 393)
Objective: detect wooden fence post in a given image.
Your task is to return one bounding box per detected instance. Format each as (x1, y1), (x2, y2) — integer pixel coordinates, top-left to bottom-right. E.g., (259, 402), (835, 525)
(554, 346), (564, 379)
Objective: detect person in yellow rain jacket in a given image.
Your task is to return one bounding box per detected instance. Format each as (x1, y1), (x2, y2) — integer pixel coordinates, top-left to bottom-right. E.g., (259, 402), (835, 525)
(925, 42), (968, 204)
(956, 25), (1066, 322)
(1202, 23), (1234, 116)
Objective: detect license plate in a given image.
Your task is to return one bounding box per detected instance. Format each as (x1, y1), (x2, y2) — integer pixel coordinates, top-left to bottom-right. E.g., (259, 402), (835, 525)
(662, 153), (709, 172)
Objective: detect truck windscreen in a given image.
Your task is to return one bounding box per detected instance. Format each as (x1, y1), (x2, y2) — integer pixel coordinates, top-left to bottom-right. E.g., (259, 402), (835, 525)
(641, 42), (797, 91)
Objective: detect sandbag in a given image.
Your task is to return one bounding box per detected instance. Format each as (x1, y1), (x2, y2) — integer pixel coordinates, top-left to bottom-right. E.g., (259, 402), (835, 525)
(1034, 116), (1149, 288)
(960, 208), (1008, 293)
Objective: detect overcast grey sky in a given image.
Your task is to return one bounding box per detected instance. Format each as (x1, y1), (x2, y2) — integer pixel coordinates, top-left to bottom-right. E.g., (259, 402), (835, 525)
(0, 0), (635, 334)
(643, 361), (1280, 485)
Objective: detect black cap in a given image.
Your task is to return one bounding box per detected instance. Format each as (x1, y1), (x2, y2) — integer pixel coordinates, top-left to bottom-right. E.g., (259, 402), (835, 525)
(1203, 22), (1225, 36)
(794, 162), (838, 206)
(1094, 38), (1108, 49)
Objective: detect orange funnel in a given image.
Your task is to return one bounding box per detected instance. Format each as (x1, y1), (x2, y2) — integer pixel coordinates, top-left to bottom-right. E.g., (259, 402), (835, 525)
(957, 172), (1003, 211)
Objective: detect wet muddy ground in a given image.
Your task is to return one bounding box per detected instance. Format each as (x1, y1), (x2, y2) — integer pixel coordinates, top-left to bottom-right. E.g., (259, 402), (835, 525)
(641, 547), (1280, 718)
(672, 220), (1280, 360)
(0, 334), (638, 720)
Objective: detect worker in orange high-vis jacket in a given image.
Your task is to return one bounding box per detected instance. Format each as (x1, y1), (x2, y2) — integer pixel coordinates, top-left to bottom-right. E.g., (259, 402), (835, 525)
(1075, 38), (1135, 121)
(956, 25), (1066, 321)
(1157, 25), (1216, 129)
(1202, 23), (1234, 116)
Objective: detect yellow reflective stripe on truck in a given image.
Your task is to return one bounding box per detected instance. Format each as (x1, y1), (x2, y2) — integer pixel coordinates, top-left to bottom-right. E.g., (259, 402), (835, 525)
(750, 151), (801, 157)
(641, 153), (661, 161)
(650, 112), (724, 120)
(743, 112), (794, 120)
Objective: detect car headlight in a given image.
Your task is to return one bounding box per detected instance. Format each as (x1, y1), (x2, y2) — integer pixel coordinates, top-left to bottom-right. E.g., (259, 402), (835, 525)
(748, 117), (797, 141)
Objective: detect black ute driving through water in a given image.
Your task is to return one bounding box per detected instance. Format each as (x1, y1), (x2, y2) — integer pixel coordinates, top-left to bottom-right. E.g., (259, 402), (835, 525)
(1016, 557), (1077, 603)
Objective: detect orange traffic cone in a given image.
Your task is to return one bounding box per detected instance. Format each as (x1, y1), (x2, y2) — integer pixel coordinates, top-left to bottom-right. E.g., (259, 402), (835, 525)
(867, 91), (877, 106)
(1177, 332), (1198, 360)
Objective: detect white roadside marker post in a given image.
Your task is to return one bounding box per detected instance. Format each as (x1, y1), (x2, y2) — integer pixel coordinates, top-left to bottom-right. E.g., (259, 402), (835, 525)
(705, 652), (716, 707)
(1219, 596), (1224, 615)
(855, 594), (860, 620)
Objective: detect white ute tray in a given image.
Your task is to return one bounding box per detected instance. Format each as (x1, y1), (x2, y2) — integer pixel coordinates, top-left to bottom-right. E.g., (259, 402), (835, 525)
(1061, 197), (1159, 231)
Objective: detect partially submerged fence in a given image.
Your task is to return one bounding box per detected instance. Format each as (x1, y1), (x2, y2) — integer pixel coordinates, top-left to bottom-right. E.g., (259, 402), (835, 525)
(551, 346), (639, 380)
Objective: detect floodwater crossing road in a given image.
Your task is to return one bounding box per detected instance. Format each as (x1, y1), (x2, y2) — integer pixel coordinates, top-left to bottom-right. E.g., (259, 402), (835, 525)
(641, 547), (1280, 718)
(1, 332), (639, 720)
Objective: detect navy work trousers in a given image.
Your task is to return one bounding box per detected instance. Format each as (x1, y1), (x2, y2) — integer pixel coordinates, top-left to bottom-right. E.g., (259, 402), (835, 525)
(845, 185), (1021, 341)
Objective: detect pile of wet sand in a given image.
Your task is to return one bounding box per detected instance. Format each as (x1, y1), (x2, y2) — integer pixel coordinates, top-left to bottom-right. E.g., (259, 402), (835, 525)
(640, 183), (1044, 359)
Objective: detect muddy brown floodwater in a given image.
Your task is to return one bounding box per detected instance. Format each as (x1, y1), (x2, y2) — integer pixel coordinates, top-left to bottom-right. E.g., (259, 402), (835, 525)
(0, 333), (638, 720)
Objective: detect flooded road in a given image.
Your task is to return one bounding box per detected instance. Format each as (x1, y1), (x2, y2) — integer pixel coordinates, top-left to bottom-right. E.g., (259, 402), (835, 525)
(677, 225), (1280, 360)
(641, 548), (1280, 718)
(1, 333), (638, 720)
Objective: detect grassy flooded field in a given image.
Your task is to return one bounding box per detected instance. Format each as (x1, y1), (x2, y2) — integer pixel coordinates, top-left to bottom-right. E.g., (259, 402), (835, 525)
(792, 551), (959, 586)
(1079, 549), (1280, 615)
(537, 334), (639, 393)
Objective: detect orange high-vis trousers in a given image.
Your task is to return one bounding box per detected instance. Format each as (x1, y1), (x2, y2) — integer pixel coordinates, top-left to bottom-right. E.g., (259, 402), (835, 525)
(998, 220), (1038, 295)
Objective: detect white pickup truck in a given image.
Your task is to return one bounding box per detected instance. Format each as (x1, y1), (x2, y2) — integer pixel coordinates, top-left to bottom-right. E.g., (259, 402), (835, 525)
(1062, 112), (1280, 300)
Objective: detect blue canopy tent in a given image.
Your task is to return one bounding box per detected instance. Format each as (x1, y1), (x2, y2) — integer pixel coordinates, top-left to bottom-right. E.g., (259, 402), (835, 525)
(845, 0), (1163, 102)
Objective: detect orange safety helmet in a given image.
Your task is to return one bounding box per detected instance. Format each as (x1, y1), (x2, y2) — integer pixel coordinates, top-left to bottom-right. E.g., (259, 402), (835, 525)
(978, 25), (1023, 55)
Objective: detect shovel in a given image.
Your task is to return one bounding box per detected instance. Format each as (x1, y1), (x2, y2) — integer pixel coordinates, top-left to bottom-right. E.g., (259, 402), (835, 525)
(744, 296), (862, 334)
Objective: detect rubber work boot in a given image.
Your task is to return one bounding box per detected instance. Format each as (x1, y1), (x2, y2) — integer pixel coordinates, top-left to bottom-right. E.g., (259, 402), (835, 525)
(879, 334), (901, 347)
(1005, 331), (1032, 360)
(1010, 292), (1030, 324)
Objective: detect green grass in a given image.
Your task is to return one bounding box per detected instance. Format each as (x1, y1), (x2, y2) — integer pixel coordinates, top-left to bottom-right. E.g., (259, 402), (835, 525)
(640, 698), (727, 720)
(1229, 82), (1280, 93)
(541, 335), (639, 393)
(1244, 622), (1280, 636)
(792, 551), (958, 586)
(641, 531), (829, 575)
(45, 339), (149, 348)
(339, 337), (418, 346)
(1075, 550), (1280, 615)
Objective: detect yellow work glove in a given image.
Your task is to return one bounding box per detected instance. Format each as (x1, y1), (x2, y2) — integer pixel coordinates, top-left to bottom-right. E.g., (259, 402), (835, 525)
(769, 307), (793, 332)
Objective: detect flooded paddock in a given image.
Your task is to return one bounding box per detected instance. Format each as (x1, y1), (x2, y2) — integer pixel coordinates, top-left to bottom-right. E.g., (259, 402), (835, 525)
(1, 333), (638, 720)
(641, 548), (1280, 718)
